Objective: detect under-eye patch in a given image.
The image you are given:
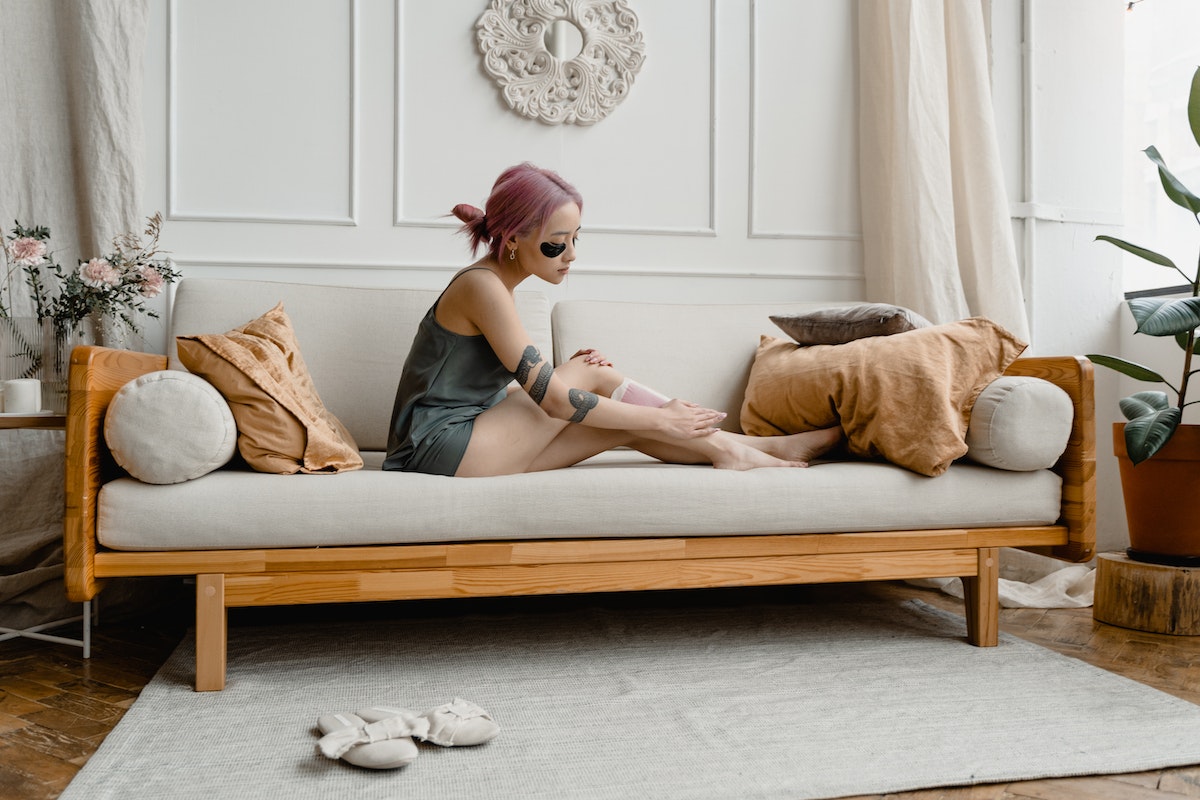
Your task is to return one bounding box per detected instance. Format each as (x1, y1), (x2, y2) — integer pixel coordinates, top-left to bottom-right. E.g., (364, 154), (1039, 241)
(540, 242), (567, 258)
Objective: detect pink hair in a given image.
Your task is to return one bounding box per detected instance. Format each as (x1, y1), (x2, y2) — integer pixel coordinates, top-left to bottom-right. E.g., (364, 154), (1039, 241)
(451, 163), (583, 262)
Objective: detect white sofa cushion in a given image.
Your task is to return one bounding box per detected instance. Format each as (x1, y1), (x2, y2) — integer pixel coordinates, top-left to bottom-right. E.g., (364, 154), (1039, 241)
(170, 278), (552, 452)
(552, 299), (842, 429)
(96, 456), (1062, 551)
(104, 370), (237, 485)
(965, 375), (1074, 471)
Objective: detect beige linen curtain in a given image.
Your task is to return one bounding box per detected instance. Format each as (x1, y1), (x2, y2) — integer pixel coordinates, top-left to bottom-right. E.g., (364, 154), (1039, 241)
(858, 0), (1030, 341)
(0, 0), (149, 629)
(0, 0), (148, 298)
(857, 1), (1091, 606)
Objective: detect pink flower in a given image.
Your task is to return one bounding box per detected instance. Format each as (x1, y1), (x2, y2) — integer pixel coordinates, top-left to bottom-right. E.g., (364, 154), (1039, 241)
(79, 258), (120, 288)
(6, 237), (47, 267)
(139, 265), (165, 297)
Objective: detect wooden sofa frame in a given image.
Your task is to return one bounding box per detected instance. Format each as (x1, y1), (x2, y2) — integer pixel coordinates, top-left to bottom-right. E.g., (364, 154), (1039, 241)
(63, 346), (1096, 691)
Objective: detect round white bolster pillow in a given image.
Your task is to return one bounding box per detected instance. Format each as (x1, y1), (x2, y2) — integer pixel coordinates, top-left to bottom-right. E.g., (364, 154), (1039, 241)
(104, 370), (237, 484)
(965, 375), (1074, 472)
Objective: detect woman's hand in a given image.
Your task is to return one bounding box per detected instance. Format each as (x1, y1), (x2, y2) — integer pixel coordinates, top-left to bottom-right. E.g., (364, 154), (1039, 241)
(658, 398), (726, 438)
(572, 348), (613, 367)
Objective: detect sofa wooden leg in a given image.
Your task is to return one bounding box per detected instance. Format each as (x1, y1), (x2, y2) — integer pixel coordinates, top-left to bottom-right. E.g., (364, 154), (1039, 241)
(195, 574), (227, 691)
(961, 547), (999, 647)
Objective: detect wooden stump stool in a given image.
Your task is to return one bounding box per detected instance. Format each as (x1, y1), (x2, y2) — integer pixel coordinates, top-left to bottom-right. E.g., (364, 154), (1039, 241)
(1093, 552), (1200, 635)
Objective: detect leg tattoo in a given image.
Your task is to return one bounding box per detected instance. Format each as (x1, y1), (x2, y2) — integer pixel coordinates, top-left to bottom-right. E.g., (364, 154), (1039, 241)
(568, 388), (599, 422)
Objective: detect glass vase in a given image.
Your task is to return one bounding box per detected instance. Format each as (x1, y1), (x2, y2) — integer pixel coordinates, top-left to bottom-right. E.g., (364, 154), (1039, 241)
(89, 311), (144, 351)
(0, 317), (93, 414)
(1, 316), (45, 384)
(41, 320), (90, 414)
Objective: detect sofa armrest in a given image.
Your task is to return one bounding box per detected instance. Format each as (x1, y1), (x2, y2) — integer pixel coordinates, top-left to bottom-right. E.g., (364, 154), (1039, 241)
(1003, 356), (1096, 563)
(64, 345), (167, 602)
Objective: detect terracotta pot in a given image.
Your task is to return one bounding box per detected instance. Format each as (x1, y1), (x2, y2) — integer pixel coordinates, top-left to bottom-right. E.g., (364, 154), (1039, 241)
(1113, 422), (1200, 565)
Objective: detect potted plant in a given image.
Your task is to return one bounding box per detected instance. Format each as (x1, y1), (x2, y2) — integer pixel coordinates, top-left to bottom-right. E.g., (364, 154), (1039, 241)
(1088, 66), (1200, 566)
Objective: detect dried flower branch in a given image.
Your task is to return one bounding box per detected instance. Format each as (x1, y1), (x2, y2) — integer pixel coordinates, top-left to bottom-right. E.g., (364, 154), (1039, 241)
(0, 213), (180, 338)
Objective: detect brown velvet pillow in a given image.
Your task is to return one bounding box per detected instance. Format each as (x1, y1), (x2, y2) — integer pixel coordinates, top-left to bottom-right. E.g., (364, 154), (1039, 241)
(176, 302), (363, 475)
(770, 303), (933, 346)
(740, 318), (1027, 476)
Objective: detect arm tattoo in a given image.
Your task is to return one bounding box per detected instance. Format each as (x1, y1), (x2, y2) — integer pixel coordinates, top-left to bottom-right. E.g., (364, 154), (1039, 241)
(568, 388), (599, 423)
(530, 362), (553, 405)
(515, 345), (541, 385)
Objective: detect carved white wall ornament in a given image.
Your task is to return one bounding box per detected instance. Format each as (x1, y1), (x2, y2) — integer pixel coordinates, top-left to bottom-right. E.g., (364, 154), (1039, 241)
(476, 0), (646, 126)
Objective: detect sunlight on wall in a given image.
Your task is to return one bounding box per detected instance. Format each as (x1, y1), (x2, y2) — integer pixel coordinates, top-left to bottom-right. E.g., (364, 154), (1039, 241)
(1123, 0), (1200, 292)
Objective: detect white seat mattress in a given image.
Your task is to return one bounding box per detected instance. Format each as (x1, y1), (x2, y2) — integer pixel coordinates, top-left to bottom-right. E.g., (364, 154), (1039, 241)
(97, 453), (1063, 551)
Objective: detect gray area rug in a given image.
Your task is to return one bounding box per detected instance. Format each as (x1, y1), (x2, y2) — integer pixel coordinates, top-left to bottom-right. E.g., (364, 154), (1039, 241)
(61, 594), (1200, 800)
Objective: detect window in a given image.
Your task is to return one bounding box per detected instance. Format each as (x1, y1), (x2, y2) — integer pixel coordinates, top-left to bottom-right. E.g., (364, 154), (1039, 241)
(1123, 0), (1200, 294)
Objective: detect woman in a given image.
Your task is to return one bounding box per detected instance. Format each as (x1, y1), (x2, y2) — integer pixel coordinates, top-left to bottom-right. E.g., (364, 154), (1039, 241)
(383, 163), (841, 477)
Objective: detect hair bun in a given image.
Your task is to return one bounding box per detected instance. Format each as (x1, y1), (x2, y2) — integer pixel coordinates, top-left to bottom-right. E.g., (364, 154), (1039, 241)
(451, 203), (484, 224)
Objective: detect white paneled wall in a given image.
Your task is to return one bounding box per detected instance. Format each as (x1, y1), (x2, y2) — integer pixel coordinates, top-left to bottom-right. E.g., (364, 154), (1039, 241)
(142, 0), (866, 313)
(169, 1), (356, 224)
(749, 1), (858, 241)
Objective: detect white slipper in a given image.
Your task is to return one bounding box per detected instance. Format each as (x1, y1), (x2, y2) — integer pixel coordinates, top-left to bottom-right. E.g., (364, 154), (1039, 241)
(356, 705), (432, 739)
(316, 712), (419, 769)
(359, 699), (499, 747)
(419, 698), (501, 747)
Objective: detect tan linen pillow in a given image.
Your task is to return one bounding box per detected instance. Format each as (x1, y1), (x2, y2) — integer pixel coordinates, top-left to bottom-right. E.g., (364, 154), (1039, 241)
(176, 302), (363, 475)
(741, 318), (1027, 476)
(770, 303), (933, 346)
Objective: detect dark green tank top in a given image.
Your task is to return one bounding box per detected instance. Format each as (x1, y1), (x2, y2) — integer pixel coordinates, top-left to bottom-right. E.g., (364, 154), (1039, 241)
(383, 271), (514, 474)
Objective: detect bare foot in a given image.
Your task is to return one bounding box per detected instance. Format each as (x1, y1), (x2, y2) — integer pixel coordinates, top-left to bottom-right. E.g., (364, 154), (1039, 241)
(711, 445), (807, 471)
(730, 426), (843, 468)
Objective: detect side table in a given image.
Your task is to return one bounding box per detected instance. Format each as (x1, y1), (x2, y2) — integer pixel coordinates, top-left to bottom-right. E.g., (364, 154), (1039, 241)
(0, 411), (67, 430)
(1094, 551), (1199, 635)
(0, 412), (94, 657)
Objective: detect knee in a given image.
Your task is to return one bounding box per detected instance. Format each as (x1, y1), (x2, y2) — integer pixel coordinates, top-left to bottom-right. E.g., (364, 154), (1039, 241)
(556, 359), (624, 396)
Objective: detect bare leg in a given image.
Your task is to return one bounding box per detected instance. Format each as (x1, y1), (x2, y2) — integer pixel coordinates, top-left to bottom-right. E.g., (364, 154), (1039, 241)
(457, 359), (626, 476)
(614, 427), (842, 472)
(606, 376), (843, 468)
(728, 428), (844, 464)
(459, 357), (841, 476)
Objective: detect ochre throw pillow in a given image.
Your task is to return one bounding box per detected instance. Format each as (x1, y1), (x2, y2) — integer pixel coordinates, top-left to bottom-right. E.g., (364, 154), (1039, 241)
(176, 302), (363, 475)
(770, 303), (933, 346)
(740, 318), (1027, 476)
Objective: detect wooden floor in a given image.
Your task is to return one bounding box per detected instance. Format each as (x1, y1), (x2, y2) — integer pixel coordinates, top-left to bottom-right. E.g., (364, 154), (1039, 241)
(1, 579), (1198, 799)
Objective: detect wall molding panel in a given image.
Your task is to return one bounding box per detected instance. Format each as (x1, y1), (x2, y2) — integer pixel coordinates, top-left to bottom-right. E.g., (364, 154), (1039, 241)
(392, 0), (719, 238)
(172, 256), (860, 282)
(747, 0), (860, 241)
(166, 0), (359, 225)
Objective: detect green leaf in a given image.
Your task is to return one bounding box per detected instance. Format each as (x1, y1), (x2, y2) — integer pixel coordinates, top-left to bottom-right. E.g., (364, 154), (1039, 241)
(1086, 353), (1166, 383)
(1124, 406), (1182, 464)
(1095, 235), (1178, 270)
(1120, 391), (1170, 420)
(1145, 146), (1200, 216)
(1128, 296), (1200, 336)
(1190, 67), (1200, 150)
(1175, 331), (1200, 354)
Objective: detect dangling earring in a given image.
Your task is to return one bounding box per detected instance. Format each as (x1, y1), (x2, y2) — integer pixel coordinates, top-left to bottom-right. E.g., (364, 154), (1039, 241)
(509, 248), (516, 261)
